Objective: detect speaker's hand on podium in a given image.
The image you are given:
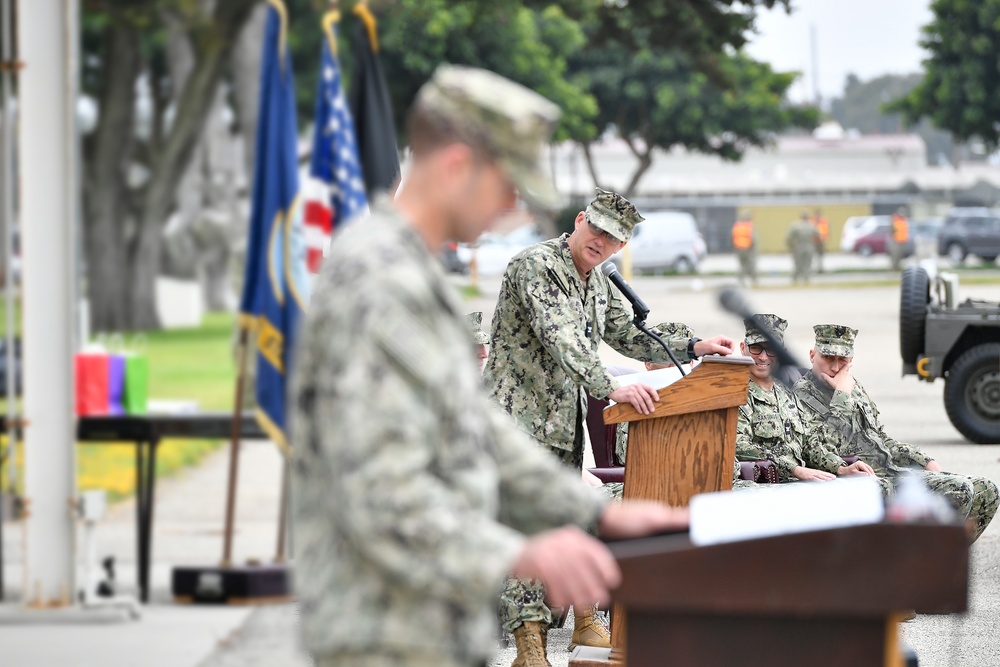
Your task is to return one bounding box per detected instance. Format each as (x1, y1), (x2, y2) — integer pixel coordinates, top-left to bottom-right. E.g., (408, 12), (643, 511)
(511, 526), (621, 608)
(695, 335), (738, 357)
(608, 383), (659, 415)
(598, 501), (690, 541)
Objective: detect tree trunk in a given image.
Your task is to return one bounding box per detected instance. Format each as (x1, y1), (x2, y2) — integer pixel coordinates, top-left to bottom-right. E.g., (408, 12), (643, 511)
(621, 135), (654, 198)
(231, 2), (267, 184)
(125, 0), (259, 330)
(84, 18), (140, 333)
(580, 141), (602, 189)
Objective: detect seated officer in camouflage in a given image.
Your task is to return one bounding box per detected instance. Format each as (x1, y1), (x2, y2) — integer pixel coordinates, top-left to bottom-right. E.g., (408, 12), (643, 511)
(290, 65), (688, 667)
(794, 325), (999, 541)
(484, 188), (736, 659)
(467, 311), (490, 372)
(736, 314), (875, 483)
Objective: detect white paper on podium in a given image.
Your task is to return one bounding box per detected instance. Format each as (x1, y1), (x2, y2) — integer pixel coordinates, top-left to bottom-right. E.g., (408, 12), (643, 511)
(690, 476), (885, 546)
(609, 364), (690, 397)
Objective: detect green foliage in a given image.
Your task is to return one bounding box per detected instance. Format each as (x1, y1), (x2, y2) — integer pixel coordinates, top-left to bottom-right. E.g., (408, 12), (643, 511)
(374, 1), (597, 143)
(573, 38), (817, 190)
(887, 0), (1000, 148)
(829, 73), (954, 164)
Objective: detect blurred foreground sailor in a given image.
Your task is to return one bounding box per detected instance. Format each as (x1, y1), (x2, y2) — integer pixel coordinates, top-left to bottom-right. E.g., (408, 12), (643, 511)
(290, 64), (687, 667)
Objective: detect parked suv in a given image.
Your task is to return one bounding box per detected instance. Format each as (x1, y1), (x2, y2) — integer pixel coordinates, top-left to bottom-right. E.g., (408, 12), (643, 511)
(610, 210), (706, 273)
(937, 208), (1000, 263)
(899, 266), (1000, 443)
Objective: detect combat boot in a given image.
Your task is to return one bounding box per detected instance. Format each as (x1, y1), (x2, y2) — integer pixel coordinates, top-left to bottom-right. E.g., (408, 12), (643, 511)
(511, 621), (551, 667)
(568, 608), (611, 650)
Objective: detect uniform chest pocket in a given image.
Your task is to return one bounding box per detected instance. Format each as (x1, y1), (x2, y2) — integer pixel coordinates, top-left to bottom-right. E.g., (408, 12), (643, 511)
(751, 412), (785, 439)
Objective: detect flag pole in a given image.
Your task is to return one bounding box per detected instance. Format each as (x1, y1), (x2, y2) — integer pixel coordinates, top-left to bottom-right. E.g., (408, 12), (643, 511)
(275, 454), (289, 562)
(221, 326), (250, 567)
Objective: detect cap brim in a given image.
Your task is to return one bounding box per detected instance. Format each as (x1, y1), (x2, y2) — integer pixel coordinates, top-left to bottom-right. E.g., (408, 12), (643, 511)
(504, 159), (562, 211)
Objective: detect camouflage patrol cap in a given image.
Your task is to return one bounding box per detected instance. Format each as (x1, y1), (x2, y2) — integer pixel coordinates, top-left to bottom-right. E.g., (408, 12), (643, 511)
(744, 314), (787, 345)
(813, 324), (858, 357)
(466, 311), (489, 345)
(415, 64), (562, 209)
(585, 188), (644, 242)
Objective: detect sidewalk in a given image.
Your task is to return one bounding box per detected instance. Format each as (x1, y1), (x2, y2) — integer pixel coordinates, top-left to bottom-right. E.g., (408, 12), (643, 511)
(0, 440), (307, 667)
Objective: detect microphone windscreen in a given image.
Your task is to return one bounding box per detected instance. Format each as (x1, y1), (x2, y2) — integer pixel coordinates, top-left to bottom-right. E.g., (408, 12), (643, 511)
(601, 262), (617, 277)
(718, 287), (750, 317)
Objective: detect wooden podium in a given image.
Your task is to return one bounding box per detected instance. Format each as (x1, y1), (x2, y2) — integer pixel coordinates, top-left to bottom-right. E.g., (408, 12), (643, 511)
(582, 523), (967, 667)
(600, 356), (752, 655)
(603, 355), (753, 507)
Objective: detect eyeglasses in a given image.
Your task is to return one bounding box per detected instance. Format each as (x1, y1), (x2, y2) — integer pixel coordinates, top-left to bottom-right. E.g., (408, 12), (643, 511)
(586, 219), (621, 243)
(747, 343), (776, 358)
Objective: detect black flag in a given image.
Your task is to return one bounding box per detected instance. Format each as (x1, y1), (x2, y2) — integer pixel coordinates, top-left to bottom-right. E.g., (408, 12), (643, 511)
(348, 7), (400, 197)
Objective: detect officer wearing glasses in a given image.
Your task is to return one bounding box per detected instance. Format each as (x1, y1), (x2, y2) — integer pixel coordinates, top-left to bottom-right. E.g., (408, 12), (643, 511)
(736, 314), (875, 483)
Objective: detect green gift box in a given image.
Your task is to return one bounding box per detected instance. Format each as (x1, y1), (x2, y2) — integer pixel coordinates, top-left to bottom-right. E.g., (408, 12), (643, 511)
(123, 354), (148, 414)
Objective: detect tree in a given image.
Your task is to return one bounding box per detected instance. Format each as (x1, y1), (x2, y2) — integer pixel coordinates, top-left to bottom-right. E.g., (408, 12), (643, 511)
(828, 73), (954, 165)
(82, 0), (259, 332)
(887, 0), (1000, 150)
(569, 26), (817, 195)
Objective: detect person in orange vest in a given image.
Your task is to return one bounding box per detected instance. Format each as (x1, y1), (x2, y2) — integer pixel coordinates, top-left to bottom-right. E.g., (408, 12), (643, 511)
(732, 210), (757, 286)
(811, 209), (829, 273)
(890, 207), (910, 270)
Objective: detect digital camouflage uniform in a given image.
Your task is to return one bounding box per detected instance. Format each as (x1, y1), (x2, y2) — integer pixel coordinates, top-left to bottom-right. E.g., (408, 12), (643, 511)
(290, 66), (609, 667)
(794, 325), (999, 541)
(736, 315), (850, 482)
(467, 311), (489, 345)
(484, 189), (696, 633)
(786, 216), (818, 284)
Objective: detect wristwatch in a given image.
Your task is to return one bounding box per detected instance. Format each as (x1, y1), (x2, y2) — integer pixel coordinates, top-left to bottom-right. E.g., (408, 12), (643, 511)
(687, 337), (702, 361)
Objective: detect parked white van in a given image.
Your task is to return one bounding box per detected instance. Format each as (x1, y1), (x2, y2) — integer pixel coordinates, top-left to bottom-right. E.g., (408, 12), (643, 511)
(611, 210), (706, 273)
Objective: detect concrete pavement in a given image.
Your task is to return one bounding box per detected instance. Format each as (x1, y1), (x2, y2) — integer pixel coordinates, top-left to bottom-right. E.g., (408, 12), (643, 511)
(1, 259), (998, 666)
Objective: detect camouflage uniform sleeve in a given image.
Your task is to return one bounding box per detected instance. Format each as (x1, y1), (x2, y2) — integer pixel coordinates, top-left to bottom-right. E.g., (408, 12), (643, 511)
(515, 259), (617, 399)
(866, 397), (933, 468)
(324, 300), (527, 610)
(614, 423), (628, 466)
(735, 407), (799, 480)
(487, 407), (607, 535)
(797, 397), (848, 474)
(602, 284), (692, 362)
(823, 389), (858, 447)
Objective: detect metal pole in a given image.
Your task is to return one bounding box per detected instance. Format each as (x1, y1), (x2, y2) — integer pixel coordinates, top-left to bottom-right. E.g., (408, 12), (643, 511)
(19, 0), (78, 607)
(0, 0), (16, 604)
(222, 327), (249, 566)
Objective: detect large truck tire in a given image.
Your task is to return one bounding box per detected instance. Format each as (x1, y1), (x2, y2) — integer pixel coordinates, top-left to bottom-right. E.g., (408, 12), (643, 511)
(899, 266), (929, 365)
(944, 343), (1000, 444)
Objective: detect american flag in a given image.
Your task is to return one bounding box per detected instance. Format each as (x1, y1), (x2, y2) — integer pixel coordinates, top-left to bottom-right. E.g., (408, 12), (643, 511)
(303, 23), (367, 274)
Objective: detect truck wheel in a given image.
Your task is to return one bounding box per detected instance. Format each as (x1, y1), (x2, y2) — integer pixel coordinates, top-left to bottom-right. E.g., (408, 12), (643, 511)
(944, 343), (1000, 444)
(947, 242), (966, 264)
(899, 266), (929, 364)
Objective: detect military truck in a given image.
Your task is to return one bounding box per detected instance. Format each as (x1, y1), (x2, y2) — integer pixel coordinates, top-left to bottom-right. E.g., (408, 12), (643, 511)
(900, 266), (1000, 443)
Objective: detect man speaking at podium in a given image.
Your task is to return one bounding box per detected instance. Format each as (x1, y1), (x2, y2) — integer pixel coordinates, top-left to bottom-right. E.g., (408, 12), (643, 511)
(484, 188), (734, 660)
(290, 66), (687, 667)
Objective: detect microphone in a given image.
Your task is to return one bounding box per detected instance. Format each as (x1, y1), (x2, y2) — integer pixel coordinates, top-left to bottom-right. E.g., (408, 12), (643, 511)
(717, 287), (802, 384)
(602, 262), (686, 375)
(602, 262), (650, 323)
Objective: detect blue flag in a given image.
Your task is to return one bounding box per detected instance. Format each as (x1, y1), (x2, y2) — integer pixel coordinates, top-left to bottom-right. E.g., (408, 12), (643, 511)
(303, 13), (368, 273)
(239, 0), (310, 453)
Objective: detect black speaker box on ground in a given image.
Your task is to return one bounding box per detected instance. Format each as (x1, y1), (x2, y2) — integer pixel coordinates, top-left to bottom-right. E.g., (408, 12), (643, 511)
(171, 563), (291, 604)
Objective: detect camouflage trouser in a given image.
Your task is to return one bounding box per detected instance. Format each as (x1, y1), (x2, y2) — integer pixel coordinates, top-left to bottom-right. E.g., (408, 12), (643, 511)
(499, 441), (596, 633)
(736, 250), (757, 285)
(917, 471), (999, 541)
(889, 239), (906, 269)
(792, 251), (814, 282)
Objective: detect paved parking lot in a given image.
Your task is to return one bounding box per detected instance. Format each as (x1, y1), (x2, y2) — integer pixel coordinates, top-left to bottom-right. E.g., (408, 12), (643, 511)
(2, 267), (997, 667)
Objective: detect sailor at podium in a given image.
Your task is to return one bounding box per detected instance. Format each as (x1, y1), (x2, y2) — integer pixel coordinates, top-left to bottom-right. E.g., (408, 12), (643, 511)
(483, 188), (736, 664)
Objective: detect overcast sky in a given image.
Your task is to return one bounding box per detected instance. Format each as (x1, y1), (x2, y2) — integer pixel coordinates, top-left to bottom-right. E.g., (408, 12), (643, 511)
(744, 0), (934, 105)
